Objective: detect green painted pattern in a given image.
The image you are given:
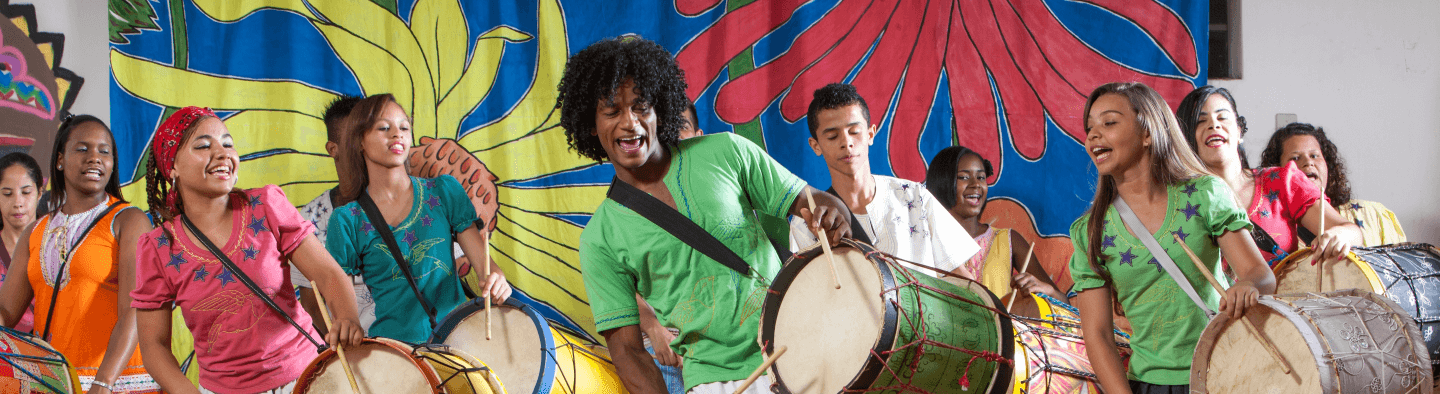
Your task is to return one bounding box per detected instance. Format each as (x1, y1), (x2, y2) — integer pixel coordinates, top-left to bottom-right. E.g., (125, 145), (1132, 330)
(872, 266), (1006, 393)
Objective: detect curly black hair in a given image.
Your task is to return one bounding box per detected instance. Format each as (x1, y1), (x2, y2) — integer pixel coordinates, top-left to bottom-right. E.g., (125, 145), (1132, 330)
(806, 83), (871, 138)
(323, 95), (365, 143)
(1175, 85), (1251, 170)
(555, 36), (689, 162)
(1259, 122), (1352, 207)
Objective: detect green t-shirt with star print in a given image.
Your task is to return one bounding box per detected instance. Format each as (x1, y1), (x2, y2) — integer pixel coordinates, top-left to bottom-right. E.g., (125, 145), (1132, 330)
(1068, 175), (1251, 385)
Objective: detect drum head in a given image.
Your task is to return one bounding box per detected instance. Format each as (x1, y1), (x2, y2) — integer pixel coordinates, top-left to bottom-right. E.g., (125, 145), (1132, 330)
(439, 304), (545, 394)
(301, 338), (439, 394)
(1273, 247), (1381, 295)
(770, 246), (887, 394)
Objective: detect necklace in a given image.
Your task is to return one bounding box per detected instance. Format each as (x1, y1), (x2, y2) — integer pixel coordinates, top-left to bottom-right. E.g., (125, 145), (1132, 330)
(41, 200), (110, 287)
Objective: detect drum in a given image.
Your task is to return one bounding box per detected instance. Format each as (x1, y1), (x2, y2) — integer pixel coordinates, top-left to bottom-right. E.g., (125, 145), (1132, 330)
(294, 337), (505, 393)
(0, 326), (80, 394)
(1192, 289), (1432, 393)
(1007, 293), (1132, 394)
(1273, 243), (1440, 383)
(432, 298), (628, 394)
(760, 238), (1013, 393)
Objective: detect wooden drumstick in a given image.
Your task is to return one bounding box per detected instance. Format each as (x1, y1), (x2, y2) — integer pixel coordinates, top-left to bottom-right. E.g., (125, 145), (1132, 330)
(804, 188), (841, 289)
(732, 346), (787, 394)
(1171, 235), (1294, 375)
(310, 280), (363, 393)
(483, 229), (493, 340)
(1005, 242), (1036, 310)
(1314, 205), (1326, 292)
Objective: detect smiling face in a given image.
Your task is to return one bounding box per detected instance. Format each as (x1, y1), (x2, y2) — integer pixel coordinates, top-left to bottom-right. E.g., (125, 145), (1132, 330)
(172, 117), (238, 198)
(1191, 94), (1243, 168)
(809, 104), (876, 177)
(1085, 93), (1150, 176)
(1281, 134), (1328, 189)
(360, 101), (413, 169)
(593, 79), (664, 171)
(56, 121), (115, 199)
(0, 165), (38, 230)
(950, 153), (989, 220)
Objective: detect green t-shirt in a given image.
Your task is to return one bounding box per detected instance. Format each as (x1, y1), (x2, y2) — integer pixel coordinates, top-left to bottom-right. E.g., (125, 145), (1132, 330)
(580, 133), (805, 391)
(1068, 175), (1251, 385)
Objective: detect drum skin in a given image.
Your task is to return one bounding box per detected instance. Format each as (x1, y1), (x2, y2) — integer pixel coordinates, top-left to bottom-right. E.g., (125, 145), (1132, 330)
(295, 337), (444, 394)
(760, 239), (1013, 394)
(432, 298), (628, 394)
(0, 326), (80, 394)
(1191, 290), (1432, 394)
(1274, 243), (1440, 384)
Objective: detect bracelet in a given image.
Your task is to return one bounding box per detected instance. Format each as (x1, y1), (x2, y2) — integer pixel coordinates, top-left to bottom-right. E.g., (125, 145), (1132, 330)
(91, 380), (116, 392)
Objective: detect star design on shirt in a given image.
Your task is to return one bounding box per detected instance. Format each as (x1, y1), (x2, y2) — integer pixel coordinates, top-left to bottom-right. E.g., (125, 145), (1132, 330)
(361, 222), (375, 234)
(1355, 219), (1365, 228)
(1101, 235), (1117, 250)
(909, 225), (920, 235)
(1119, 248), (1137, 266)
(1181, 183), (1199, 197)
(349, 206), (362, 216)
(167, 253), (187, 272)
(193, 265), (210, 281)
(155, 233), (171, 247)
(1173, 229), (1190, 242)
(247, 216), (269, 236)
(1349, 203), (1362, 210)
(1267, 170), (1281, 180)
(402, 231), (418, 244)
(1259, 209), (1271, 218)
(1265, 191), (1280, 203)
(242, 246), (259, 261)
(1178, 202), (1201, 221)
(426, 194), (441, 208)
(1147, 257), (1163, 273)
(420, 215), (434, 227)
(248, 195), (263, 207)
(216, 268), (236, 287)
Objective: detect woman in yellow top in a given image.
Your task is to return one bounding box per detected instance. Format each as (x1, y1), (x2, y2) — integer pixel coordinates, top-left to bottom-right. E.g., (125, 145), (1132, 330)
(0, 115), (158, 393)
(926, 145), (1066, 303)
(1258, 122), (1406, 246)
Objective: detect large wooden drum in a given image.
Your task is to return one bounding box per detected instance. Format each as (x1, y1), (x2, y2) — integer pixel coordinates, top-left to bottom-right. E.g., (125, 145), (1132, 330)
(294, 337), (505, 393)
(760, 238), (1013, 393)
(1192, 290), (1432, 393)
(1273, 243), (1440, 383)
(1006, 293), (1131, 394)
(433, 298), (628, 394)
(0, 325), (80, 393)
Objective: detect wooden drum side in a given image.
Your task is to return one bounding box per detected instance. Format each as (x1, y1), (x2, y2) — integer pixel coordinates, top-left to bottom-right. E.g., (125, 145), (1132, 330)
(1272, 247), (1384, 295)
(1191, 297), (1323, 393)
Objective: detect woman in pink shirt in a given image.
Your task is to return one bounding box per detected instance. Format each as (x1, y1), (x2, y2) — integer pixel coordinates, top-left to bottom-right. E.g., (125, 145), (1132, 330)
(1174, 86), (1361, 266)
(131, 107), (362, 394)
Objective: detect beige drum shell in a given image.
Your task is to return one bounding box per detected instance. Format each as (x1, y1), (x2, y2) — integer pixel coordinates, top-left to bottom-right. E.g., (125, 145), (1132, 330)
(1192, 289), (1432, 394)
(767, 246), (888, 394)
(297, 337), (443, 394)
(1272, 247), (1381, 295)
(440, 305), (544, 394)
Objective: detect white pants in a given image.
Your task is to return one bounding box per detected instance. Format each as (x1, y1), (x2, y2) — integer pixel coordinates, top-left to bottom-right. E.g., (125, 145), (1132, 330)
(200, 380), (296, 394)
(686, 375), (773, 394)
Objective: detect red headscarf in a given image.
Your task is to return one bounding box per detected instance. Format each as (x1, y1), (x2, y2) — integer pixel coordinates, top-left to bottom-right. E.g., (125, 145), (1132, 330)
(152, 106), (216, 206)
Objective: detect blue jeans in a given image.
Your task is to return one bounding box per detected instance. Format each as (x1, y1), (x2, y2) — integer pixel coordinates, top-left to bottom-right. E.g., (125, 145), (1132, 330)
(645, 344), (685, 394)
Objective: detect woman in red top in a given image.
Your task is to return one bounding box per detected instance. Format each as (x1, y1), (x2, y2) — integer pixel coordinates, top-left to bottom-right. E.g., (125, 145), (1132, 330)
(1174, 86), (1360, 266)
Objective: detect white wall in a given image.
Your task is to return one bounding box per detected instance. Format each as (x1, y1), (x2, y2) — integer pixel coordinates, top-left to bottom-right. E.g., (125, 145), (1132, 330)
(24, 0), (109, 124)
(1213, 0), (1440, 243)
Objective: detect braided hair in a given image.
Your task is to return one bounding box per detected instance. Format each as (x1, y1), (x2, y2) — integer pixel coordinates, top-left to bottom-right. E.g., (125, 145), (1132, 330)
(144, 114), (217, 232)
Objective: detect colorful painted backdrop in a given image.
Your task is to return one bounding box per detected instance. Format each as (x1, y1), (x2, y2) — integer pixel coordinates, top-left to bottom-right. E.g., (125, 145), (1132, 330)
(108, 0), (1207, 341)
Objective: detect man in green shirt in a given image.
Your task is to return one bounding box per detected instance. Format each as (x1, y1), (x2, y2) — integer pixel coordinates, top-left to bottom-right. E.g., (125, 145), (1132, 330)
(556, 37), (852, 394)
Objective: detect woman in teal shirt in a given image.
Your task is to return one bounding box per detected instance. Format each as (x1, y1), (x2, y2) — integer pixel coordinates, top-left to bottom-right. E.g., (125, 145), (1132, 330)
(1069, 82), (1275, 394)
(325, 94), (512, 342)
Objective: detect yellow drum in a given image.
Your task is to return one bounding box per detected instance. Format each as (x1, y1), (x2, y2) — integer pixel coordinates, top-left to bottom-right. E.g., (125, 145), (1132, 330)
(1006, 292), (1133, 394)
(433, 299), (627, 394)
(294, 337), (505, 393)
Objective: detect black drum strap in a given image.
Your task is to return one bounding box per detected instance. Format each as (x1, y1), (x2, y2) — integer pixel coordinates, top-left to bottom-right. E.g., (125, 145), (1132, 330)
(180, 216), (326, 352)
(357, 193), (439, 328)
(1250, 220), (1291, 266)
(606, 177), (751, 276)
(40, 202), (119, 341)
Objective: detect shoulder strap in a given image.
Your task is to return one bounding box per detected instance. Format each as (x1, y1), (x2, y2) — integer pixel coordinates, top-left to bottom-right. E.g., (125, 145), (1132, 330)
(41, 202), (120, 341)
(357, 193), (438, 327)
(825, 187), (872, 245)
(180, 216), (327, 352)
(606, 177), (751, 275)
(1111, 198), (1217, 318)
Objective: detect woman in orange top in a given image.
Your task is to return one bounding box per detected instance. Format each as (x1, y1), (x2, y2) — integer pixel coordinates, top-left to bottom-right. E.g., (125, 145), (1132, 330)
(0, 115), (158, 393)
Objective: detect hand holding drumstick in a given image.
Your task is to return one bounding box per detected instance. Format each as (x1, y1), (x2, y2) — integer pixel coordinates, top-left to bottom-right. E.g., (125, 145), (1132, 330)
(1172, 235), (1293, 375)
(311, 280), (364, 393)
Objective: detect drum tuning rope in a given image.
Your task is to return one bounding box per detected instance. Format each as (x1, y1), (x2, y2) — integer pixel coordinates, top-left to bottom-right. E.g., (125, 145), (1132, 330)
(803, 188), (842, 289)
(1173, 234), (1295, 375)
(311, 280), (363, 394)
